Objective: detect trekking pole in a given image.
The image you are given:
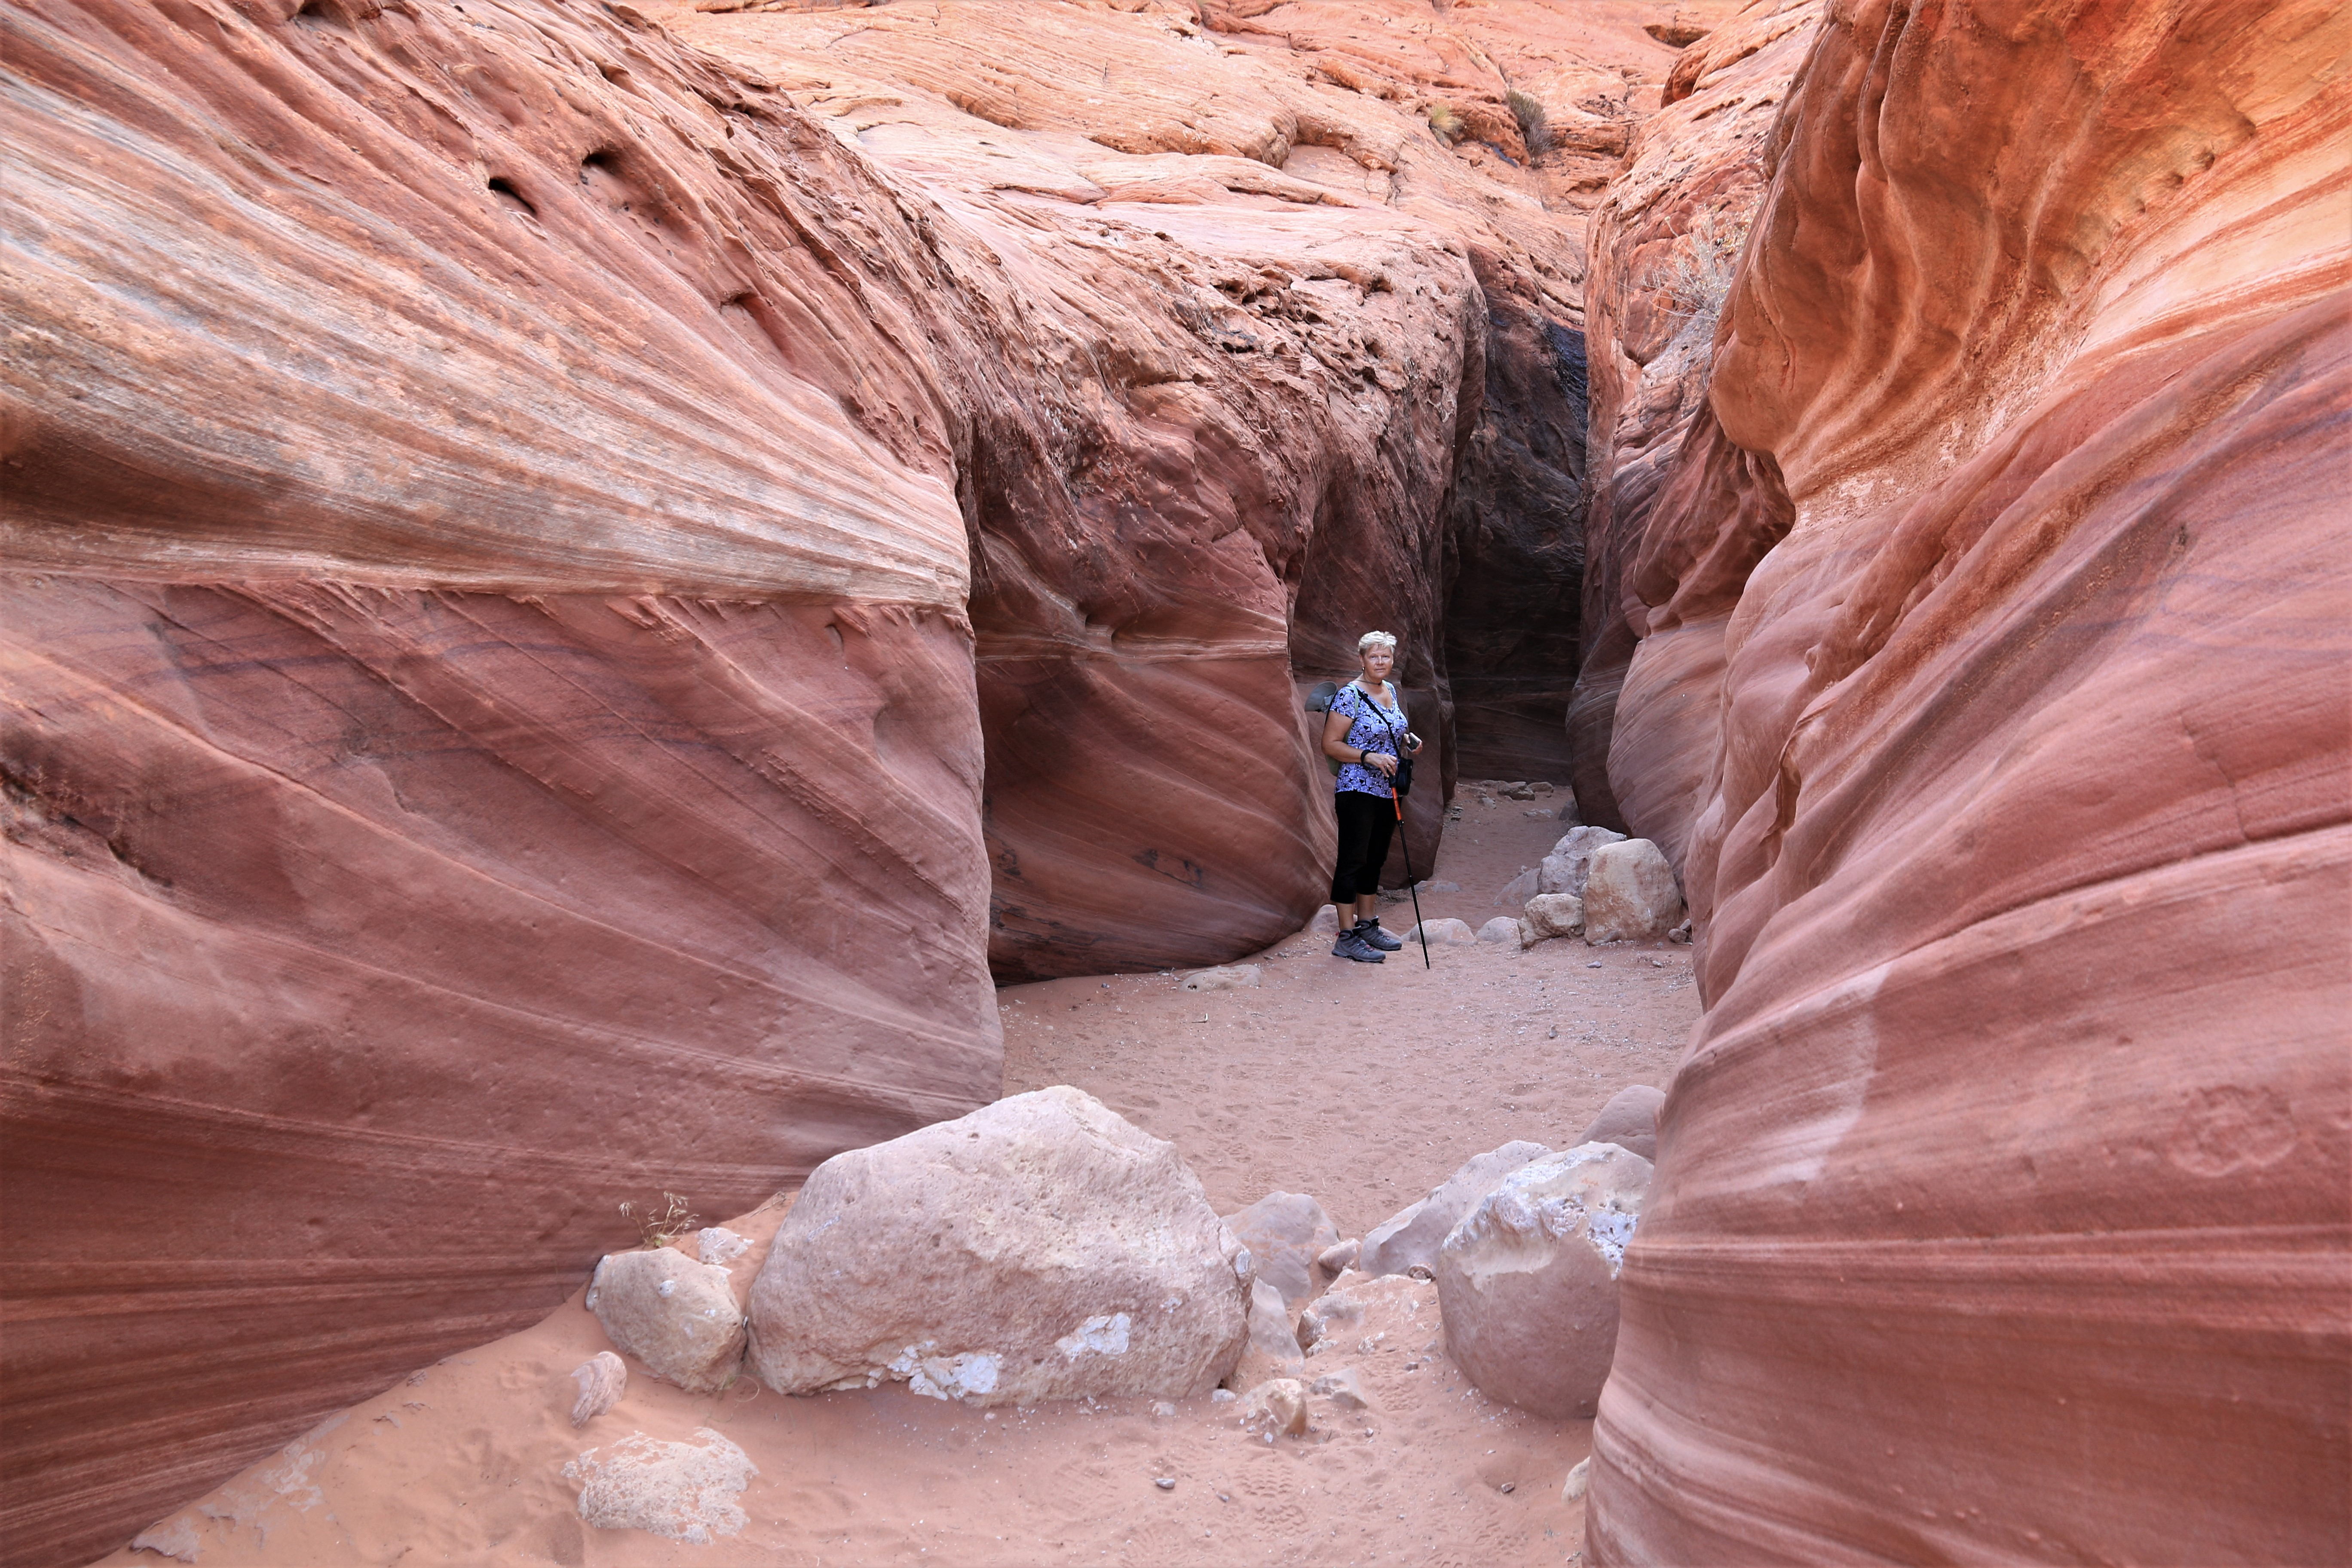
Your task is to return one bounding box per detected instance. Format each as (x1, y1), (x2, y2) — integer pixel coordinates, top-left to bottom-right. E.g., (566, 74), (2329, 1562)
(1393, 786), (1432, 968)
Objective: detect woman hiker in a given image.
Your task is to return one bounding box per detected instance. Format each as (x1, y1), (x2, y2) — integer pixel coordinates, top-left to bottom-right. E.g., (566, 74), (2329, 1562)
(1321, 630), (1424, 964)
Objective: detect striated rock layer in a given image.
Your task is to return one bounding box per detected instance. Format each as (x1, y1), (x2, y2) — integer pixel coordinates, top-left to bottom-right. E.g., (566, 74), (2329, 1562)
(1587, 0), (2352, 1562)
(1, 2), (1009, 1559)
(662, 0), (1723, 945)
(1569, 0), (1820, 833)
(0, 0), (1704, 1559)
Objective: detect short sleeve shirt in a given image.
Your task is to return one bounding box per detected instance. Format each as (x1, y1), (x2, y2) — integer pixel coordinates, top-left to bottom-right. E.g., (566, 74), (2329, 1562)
(1332, 682), (1407, 797)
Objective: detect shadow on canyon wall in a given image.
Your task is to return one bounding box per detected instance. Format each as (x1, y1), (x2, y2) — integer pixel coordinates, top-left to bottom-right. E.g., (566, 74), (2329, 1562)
(1, 0), (2344, 1563)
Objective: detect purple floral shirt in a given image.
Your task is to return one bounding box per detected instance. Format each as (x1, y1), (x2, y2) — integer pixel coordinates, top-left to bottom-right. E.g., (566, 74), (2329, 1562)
(1332, 682), (1408, 797)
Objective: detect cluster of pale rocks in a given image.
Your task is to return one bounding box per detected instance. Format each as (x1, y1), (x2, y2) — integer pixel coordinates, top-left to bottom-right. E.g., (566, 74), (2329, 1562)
(567, 1082), (1663, 1535)
(1313, 824), (1690, 953)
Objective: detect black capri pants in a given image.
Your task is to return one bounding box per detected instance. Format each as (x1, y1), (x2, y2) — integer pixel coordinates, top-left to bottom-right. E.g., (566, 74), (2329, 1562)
(1330, 789), (1396, 905)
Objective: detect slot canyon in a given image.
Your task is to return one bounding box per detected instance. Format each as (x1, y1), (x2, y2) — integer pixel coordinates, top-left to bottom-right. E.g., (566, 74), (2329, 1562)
(0, 0), (2343, 1564)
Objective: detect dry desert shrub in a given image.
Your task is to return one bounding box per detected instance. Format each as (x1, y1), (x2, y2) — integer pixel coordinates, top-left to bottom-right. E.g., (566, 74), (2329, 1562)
(1427, 101), (1464, 144)
(1508, 89), (1553, 156)
(618, 1191), (702, 1249)
(1657, 207), (1754, 330)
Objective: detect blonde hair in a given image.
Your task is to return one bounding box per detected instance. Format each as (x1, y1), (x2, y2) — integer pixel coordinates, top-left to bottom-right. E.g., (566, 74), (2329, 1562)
(1357, 630), (1398, 652)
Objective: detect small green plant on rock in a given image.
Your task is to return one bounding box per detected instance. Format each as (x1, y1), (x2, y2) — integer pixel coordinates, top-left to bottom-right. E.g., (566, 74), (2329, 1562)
(619, 1191), (701, 1249)
(1508, 89), (1553, 156)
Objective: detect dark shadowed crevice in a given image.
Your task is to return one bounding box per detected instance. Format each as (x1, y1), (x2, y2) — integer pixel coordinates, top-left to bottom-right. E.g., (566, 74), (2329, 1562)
(1439, 292), (1591, 785)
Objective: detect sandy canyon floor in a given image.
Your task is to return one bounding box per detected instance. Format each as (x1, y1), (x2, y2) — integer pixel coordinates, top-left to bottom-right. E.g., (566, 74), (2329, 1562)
(104, 794), (1697, 1568)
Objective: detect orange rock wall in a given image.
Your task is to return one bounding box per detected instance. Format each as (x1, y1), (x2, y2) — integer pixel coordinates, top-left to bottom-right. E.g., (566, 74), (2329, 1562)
(1569, 0), (1819, 835)
(1588, 0), (2352, 1560)
(0, 0), (1668, 1559)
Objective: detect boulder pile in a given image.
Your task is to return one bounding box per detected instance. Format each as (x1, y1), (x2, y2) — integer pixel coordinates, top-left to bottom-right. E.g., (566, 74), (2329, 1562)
(561, 1083), (1663, 1464)
(1494, 830), (1686, 949)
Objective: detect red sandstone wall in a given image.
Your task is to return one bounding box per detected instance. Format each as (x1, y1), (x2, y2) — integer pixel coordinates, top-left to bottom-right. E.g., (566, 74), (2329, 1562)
(1569, 0), (1819, 836)
(0, 0), (1634, 1558)
(1, 3), (1013, 1559)
(1588, 0), (2352, 1560)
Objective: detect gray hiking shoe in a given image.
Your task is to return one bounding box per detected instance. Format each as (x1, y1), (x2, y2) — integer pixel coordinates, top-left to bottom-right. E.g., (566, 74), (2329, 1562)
(1355, 919), (1403, 952)
(1332, 928), (1387, 963)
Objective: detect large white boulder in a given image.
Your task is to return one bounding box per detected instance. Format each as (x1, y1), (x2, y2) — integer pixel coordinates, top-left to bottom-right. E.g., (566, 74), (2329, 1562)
(1582, 838), (1685, 942)
(1358, 1140), (1552, 1278)
(1538, 826), (1625, 898)
(1221, 1191), (1338, 1310)
(1435, 1142), (1652, 1418)
(588, 1250), (747, 1393)
(746, 1087), (1250, 1405)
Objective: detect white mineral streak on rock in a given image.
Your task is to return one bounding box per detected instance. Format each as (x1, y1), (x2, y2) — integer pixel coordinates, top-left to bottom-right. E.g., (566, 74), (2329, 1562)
(696, 1228), (751, 1265)
(1057, 1314), (1132, 1358)
(891, 1346), (1004, 1401)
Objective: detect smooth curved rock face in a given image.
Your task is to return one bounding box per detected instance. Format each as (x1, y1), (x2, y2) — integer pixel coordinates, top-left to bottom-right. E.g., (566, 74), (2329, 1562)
(1436, 1143), (1651, 1419)
(1575, 1085), (1666, 1164)
(1, 587), (993, 1563)
(666, 0), (1648, 974)
(1568, 0), (1821, 829)
(1587, 0), (2352, 1562)
(746, 1088), (1250, 1405)
(0, 0), (1654, 1555)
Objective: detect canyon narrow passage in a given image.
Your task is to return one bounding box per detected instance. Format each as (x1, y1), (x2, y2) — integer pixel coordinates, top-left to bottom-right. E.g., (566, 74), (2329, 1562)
(11, 0), (2342, 1562)
(95, 794), (1688, 1567)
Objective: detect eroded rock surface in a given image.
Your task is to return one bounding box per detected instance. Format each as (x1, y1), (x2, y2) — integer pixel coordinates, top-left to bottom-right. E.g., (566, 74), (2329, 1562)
(747, 1088), (1250, 1405)
(1437, 1142), (1651, 1419)
(1360, 1139), (1552, 1279)
(4, 3), (1004, 1553)
(1583, 0), (2352, 1562)
(0, 0), (1681, 1556)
